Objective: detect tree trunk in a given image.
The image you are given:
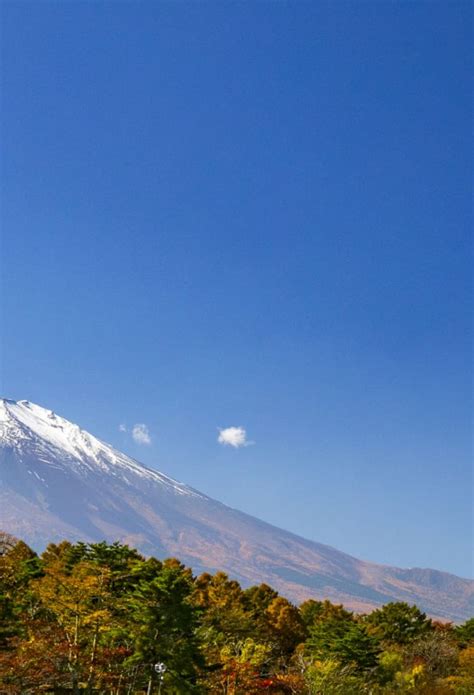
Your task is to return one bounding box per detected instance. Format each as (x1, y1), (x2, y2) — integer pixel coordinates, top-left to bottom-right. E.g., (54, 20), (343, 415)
(86, 621), (99, 692)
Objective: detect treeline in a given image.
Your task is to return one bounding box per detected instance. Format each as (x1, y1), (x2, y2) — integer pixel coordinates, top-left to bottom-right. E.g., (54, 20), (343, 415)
(0, 539), (472, 694)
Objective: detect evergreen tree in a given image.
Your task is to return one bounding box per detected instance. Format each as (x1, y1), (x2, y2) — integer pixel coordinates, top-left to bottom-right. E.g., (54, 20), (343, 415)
(126, 562), (203, 693)
(307, 610), (380, 672)
(455, 617), (474, 648)
(365, 601), (433, 645)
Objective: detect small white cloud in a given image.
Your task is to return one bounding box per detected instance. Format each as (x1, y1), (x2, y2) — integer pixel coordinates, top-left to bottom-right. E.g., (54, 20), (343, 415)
(119, 424), (127, 432)
(132, 423), (151, 445)
(217, 426), (252, 449)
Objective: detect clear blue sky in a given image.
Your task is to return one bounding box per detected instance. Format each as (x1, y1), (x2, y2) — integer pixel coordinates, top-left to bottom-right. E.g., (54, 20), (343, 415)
(2, 1), (472, 578)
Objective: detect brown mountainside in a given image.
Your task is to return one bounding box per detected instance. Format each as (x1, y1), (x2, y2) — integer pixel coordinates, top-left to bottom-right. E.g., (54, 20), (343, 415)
(1, 398), (472, 622)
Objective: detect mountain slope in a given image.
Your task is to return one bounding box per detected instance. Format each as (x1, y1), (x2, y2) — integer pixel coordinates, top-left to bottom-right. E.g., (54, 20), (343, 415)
(0, 398), (472, 622)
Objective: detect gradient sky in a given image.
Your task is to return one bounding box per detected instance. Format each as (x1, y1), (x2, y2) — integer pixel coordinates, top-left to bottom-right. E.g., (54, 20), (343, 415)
(1, 1), (472, 578)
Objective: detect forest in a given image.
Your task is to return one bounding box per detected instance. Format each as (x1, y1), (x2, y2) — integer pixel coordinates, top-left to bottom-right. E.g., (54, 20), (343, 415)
(0, 536), (472, 694)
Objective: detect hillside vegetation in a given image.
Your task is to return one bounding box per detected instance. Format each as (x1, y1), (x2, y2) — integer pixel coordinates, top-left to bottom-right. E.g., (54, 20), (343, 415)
(0, 537), (472, 694)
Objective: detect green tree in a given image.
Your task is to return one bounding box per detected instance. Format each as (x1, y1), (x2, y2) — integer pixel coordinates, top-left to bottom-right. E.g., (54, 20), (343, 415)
(127, 561), (203, 693)
(365, 602), (432, 645)
(307, 611), (380, 672)
(0, 541), (42, 647)
(454, 618), (474, 648)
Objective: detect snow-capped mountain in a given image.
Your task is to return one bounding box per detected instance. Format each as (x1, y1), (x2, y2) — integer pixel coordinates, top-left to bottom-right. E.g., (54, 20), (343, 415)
(0, 398), (472, 622)
(0, 398), (203, 496)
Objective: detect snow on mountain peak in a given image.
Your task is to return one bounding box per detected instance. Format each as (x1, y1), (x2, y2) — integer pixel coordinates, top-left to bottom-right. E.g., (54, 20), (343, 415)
(0, 398), (201, 498)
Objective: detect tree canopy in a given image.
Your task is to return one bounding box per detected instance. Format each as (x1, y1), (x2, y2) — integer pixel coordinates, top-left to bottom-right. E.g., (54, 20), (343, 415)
(0, 538), (472, 694)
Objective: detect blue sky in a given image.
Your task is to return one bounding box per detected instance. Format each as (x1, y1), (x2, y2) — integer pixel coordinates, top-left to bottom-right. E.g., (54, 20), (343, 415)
(2, 1), (472, 578)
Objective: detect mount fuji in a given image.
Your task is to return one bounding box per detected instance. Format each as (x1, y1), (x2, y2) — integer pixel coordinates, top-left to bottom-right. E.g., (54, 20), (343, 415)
(0, 398), (471, 622)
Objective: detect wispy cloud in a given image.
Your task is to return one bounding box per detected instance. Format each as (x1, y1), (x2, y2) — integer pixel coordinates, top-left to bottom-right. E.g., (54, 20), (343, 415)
(217, 426), (252, 449)
(132, 423), (151, 445)
(119, 424), (127, 432)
